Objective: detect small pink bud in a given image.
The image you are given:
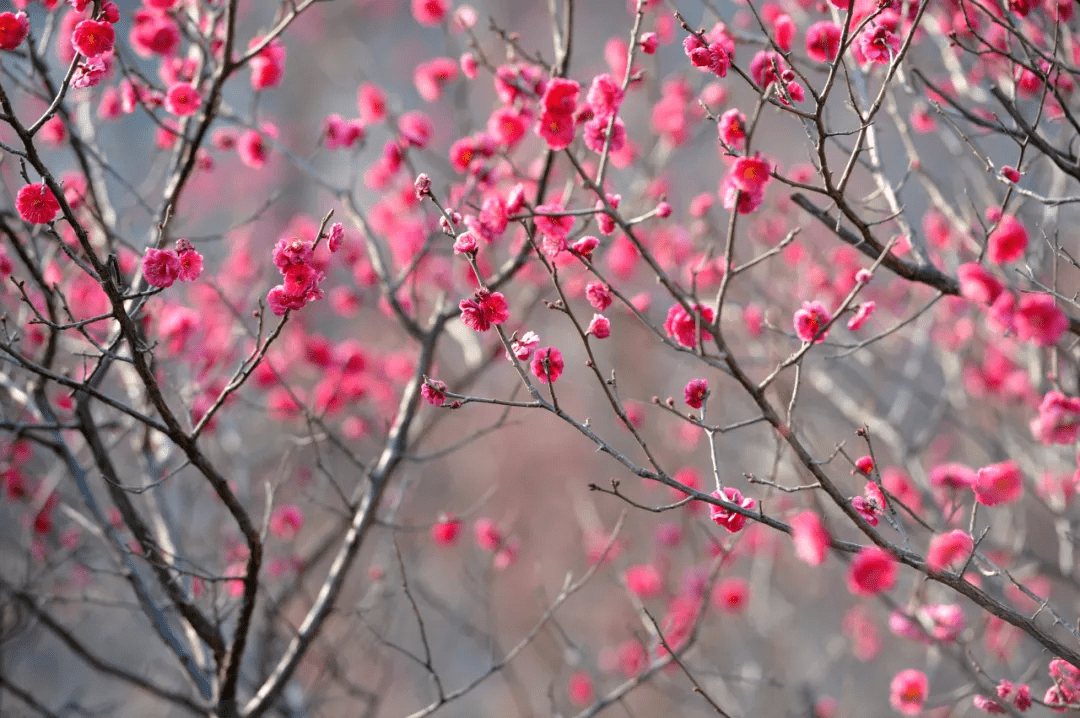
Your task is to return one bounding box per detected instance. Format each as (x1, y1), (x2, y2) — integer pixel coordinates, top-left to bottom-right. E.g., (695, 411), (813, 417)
(1001, 166), (1021, 183)
(414, 172), (432, 199)
(453, 231), (479, 255)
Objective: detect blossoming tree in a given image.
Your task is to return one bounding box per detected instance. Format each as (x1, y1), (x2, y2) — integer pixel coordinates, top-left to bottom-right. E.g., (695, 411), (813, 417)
(1, 0), (1080, 716)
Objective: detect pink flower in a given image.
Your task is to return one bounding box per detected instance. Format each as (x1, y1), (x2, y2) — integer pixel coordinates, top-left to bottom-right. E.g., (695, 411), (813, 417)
(686, 39), (730, 77)
(791, 510), (829, 565)
(639, 32), (659, 54)
(326, 223), (344, 253)
(473, 518), (503, 551)
(421, 378), (447, 406)
(843, 606), (881, 660)
(506, 331), (540, 362)
(847, 302), (875, 331)
(400, 112), (435, 148)
(282, 264), (323, 300)
(720, 174), (765, 214)
(664, 303), (715, 347)
(708, 487), (756, 533)
(430, 514), (460, 546)
(974, 461), (1023, 506)
(273, 238), (313, 272)
(1015, 294), (1068, 346)
(487, 106), (527, 147)
(413, 173), (432, 200)
(749, 50), (785, 88)
(988, 292), (1017, 334)
(684, 378), (708, 409)
(794, 300), (831, 343)
(534, 204), (575, 256)
(448, 136), (479, 173)
(851, 495), (881, 526)
(624, 563), (662, 598)
(1044, 685), (1070, 710)
(847, 545), (897, 596)
(930, 462), (977, 491)
(587, 314), (611, 338)
(531, 346), (565, 383)
(470, 197), (508, 241)
(494, 540), (517, 569)
(1013, 684), (1032, 711)
(957, 263), (1004, 305)
(142, 248), (181, 288)
(72, 19), (114, 58)
(175, 240), (203, 281)
(567, 671), (594, 707)
(237, 130), (268, 169)
(72, 56), (107, 88)
(717, 108), (746, 148)
(249, 39), (286, 90)
(16, 183), (60, 224)
(357, 82), (387, 124)
(973, 695), (1007, 714)
(1048, 659), (1080, 703)
(414, 56), (458, 102)
(412, 0), (447, 25)
(267, 286), (298, 316)
(586, 282), (612, 311)
(890, 670), (928, 716)
(586, 73), (624, 120)
(453, 231), (479, 255)
(583, 116), (626, 154)
(460, 52), (478, 78)
(269, 504), (304, 539)
(1031, 391), (1080, 445)
(1002, 166), (1022, 183)
(858, 21), (900, 64)
(323, 114), (363, 149)
(923, 603), (965, 641)
(911, 104), (936, 132)
(536, 109), (576, 150)
(854, 456), (874, 475)
(889, 611), (929, 644)
(130, 11), (179, 58)
(158, 306), (198, 353)
(165, 83), (201, 116)
(459, 288), (510, 332)
(806, 21), (842, 63)
(773, 14), (796, 51)
(927, 529), (973, 572)
(712, 576), (749, 613)
(987, 215), (1028, 264)
(728, 155), (772, 194)
(535, 78), (579, 150)
(0, 12), (29, 50)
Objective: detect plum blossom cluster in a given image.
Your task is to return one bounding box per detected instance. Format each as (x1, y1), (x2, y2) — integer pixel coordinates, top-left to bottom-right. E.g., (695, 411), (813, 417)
(8, 0), (1080, 715)
(266, 237), (325, 316)
(142, 239), (204, 289)
(583, 74), (627, 154)
(682, 26), (732, 78)
(459, 288), (509, 332)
